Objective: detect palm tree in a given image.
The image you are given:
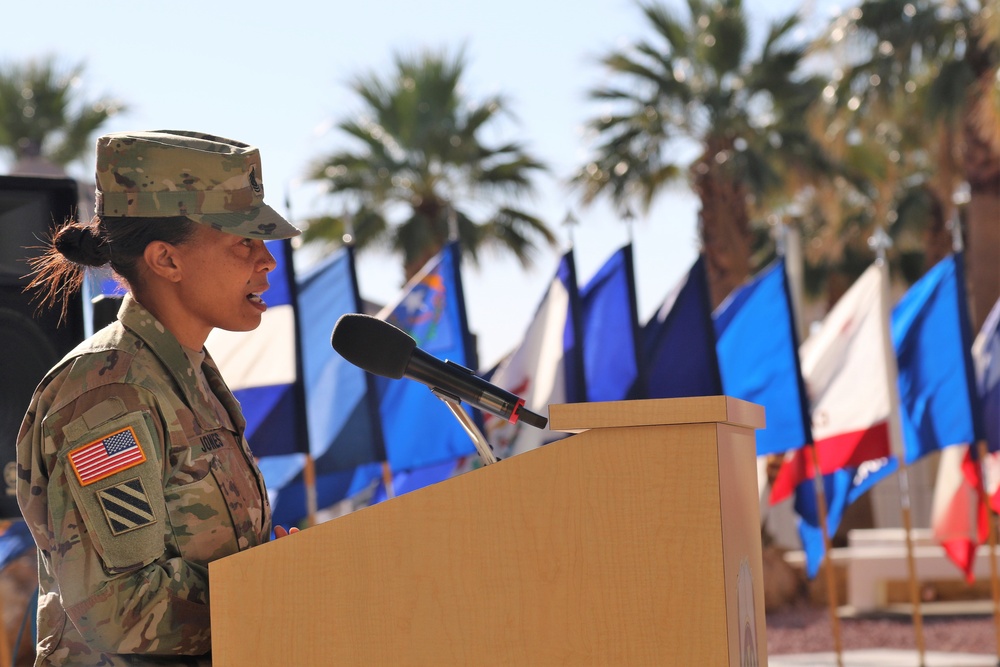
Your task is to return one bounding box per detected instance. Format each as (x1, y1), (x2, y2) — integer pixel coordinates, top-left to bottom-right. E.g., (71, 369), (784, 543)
(790, 69), (949, 308)
(572, 0), (828, 307)
(0, 57), (125, 175)
(828, 0), (999, 330)
(305, 48), (556, 280)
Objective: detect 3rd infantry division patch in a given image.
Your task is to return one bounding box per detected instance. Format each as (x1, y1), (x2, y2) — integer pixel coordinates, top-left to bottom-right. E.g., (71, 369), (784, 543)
(97, 477), (156, 535)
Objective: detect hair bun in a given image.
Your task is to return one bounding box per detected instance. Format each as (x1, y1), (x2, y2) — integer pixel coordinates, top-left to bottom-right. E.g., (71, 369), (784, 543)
(54, 223), (110, 267)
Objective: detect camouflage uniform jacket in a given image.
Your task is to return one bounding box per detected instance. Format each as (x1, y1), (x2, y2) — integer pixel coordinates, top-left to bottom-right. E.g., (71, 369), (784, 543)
(17, 294), (272, 666)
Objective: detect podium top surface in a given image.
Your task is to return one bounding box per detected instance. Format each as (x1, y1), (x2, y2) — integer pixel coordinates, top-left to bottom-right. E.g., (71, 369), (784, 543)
(548, 395), (765, 433)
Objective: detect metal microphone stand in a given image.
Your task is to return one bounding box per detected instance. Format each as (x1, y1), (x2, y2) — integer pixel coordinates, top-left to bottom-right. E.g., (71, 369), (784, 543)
(432, 389), (498, 466)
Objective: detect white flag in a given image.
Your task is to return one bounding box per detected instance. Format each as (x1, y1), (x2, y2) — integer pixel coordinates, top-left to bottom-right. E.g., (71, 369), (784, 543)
(485, 253), (575, 458)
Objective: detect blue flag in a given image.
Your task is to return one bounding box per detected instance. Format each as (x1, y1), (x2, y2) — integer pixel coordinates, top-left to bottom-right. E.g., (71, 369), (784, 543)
(377, 241), (479, 471)
(580, 245), (641, 402)
(641, 254), (722, 398)
(892, 253), (981, 464)
(300, 246), (386, 471)
(261, 245), (386, 528)
(87, 268), (126, 299)
(0, 520), (34, 570)
(796, 458), (898, 578)
(82, 265), (127, 337)
(368, 459), (460, 504)
(714, 258), (812, 456)
(83, 264), (127, 302)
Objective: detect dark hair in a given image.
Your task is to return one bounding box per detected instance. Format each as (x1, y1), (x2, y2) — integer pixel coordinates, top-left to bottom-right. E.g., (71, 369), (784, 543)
(27, 214), (198, 322)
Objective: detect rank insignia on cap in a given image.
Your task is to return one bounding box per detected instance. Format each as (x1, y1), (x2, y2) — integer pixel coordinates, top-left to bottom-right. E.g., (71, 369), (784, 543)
(69, 426), (147, 486)
(97, 477), (156, 535)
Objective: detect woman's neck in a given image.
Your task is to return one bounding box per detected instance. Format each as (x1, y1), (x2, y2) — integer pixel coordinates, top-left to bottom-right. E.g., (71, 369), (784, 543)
(131, 289), (210, 350)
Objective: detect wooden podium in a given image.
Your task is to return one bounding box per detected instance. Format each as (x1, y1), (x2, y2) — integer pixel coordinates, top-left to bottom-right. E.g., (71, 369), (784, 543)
(210, 396), (767, 666)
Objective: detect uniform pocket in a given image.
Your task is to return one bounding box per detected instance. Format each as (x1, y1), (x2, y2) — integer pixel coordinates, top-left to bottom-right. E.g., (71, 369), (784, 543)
(163, 445), (241, 565)
(207, 435), (267, 551)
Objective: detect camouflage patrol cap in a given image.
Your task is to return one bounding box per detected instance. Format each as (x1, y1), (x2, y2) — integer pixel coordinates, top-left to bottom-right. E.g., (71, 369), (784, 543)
(94, 130), (300, 240)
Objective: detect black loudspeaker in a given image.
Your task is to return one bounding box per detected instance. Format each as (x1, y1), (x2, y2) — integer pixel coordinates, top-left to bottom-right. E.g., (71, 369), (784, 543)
(0, 175), (83, 519)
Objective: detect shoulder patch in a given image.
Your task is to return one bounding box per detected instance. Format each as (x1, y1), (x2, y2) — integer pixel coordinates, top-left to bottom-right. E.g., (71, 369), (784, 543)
(68, 426), (147, 486)
(97, 477), (156, 535)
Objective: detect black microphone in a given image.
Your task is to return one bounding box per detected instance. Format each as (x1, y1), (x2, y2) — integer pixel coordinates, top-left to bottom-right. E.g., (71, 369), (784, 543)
(331, 313), (547, 429)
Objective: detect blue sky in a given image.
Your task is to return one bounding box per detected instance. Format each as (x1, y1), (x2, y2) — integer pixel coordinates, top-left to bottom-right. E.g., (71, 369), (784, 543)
(2, 0), (836, 367)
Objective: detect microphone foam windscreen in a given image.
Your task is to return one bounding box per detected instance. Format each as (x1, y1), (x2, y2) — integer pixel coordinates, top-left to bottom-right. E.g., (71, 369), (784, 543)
(331, 313), (416, 379)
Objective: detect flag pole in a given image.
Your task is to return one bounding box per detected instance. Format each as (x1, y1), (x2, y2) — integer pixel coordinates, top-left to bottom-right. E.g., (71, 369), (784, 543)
(285, 189), (318, 528)
(0, 521), (12, 667)
(895, 462), (927, 665)
(871, 227), (926, 666)
(807, 447), (845, 667)
(380, 461), (396, 500)
(779, 221), (844, 667)
(562, 208), (578, 249)
(950, 207), (1000, 665)
(303, 455), (318, 527)
(622, 204), (635, 245)
(343, 203), (396, 504)
(977, 440), (1000, 664)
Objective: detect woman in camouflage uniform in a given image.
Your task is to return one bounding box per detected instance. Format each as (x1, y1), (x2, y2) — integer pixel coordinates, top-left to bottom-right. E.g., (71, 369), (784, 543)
(16, 130), (300, 666)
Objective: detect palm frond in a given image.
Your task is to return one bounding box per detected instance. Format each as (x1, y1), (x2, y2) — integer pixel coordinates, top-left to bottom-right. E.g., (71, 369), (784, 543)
(306, 47), (554, 274)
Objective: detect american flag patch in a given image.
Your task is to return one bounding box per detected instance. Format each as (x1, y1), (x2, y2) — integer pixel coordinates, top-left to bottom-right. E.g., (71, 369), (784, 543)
(69, 426), (147, 486)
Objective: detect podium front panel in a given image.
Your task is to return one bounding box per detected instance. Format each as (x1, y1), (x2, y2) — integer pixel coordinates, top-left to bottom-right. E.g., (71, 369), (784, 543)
(211, 398), (766, 666)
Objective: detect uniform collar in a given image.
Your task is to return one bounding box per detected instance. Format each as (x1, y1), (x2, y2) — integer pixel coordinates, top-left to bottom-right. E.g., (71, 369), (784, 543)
(118, 294), (243, 433)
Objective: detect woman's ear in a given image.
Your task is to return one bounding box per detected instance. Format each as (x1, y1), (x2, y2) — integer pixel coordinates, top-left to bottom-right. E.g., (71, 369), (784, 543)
(143, 241), (183, 282)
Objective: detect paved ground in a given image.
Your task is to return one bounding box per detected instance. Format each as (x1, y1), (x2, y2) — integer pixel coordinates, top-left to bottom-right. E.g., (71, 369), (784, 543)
(769, 649), (998, 666)
(765, 600), (999, 666)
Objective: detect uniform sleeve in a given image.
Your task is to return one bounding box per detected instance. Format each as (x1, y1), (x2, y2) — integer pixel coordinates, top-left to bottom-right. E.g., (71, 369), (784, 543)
(41, 384), (212, 656)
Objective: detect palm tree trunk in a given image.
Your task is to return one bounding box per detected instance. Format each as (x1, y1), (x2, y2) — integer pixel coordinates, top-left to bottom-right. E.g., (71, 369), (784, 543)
(404, 246), (442, 282)
(921, 187), (952, 273)
(694, 168), (752, 309)
(924, 123), (962, 272)
(965, 188), (1000, 332)
(963, 107), (1000, 332)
